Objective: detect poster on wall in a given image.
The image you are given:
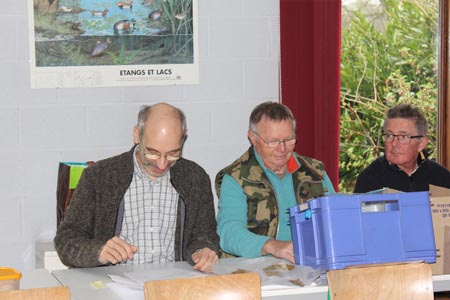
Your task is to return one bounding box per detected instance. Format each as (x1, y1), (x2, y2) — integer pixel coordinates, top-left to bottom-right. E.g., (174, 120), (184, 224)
(28, 0), (198, 88)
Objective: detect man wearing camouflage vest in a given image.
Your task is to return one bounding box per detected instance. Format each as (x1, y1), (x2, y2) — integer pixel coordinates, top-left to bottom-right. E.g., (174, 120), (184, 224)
(215, 101), (335, 263)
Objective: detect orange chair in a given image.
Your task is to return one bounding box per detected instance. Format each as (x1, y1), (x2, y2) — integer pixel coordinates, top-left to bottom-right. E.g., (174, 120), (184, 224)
(144, 272), (261, 300)
(0, 286), (70, 300)
(327, 262), (433, 300)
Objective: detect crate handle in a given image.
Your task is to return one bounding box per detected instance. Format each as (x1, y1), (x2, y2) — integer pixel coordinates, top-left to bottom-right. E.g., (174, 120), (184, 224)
(361, 200), (399, 213)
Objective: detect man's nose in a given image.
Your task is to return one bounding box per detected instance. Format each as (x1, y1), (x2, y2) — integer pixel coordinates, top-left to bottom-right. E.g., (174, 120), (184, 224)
(156, 156), (169, 169)
(392, 136), (402, 145)
(277, 141), (287, 151)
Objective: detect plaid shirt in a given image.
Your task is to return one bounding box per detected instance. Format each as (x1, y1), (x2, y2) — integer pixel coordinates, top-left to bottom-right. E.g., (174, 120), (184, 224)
(119, 150), (178, 264)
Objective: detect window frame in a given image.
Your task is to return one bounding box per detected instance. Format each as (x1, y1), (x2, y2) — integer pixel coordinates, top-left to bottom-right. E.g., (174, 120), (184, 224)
(439, 0), (449, 167)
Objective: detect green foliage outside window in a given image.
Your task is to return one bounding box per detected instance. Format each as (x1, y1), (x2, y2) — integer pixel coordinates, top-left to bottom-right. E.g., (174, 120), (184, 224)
(339, 0), (438, 192)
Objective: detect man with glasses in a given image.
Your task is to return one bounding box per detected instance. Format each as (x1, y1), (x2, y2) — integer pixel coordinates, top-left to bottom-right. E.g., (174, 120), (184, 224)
(215, 101), (335, 263)
(354, 103), (450, 193)
(55, 103), (219, 273)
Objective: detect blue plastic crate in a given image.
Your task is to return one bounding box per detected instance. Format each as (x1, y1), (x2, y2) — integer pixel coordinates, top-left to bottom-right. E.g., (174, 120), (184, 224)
(289, 191), (436, 270)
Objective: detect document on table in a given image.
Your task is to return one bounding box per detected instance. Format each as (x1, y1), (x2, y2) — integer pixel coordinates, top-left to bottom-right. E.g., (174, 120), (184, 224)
(107, 267), (206, 299)
(124, 267), (207, 285)
(106, 282), (143, 300)
(213, 257), (322, 291)
(108, 266), (206, 290)
(108, 274), (143, 290)
(107, 257), (321, 294)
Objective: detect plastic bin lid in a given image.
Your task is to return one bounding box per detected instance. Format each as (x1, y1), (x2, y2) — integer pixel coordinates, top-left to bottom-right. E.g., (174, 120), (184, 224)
(0, 267), (22, 280)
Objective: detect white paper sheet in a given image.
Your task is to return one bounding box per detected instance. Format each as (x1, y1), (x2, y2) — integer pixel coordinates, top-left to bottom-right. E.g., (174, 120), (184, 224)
(106, 282), (144, 300)
(108, 257), (321, 293)
(108, 274), (143, 290)
(124, 267), (207, 285)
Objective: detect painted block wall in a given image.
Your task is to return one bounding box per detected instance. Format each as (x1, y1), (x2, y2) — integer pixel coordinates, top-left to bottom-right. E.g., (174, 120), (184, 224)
(0, 0), (280, 271)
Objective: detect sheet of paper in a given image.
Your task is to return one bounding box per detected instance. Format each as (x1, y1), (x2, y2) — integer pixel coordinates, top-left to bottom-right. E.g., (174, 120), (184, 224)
(108, 274), (143, 290)
(109, 257), (321, 293)
(106, 282), (144, 300)
(124, 266), (207, 285)
(213, 257), (321, 289)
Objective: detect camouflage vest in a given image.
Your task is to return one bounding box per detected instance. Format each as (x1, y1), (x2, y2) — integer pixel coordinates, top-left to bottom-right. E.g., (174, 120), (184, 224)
(215, 147), (326, 243)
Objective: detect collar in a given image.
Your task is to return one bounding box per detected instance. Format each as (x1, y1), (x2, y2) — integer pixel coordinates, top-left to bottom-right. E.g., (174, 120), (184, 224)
(287, 155), (300, 173)
(133, 146), (146, 179)
(253, 148), (300, 175)
(417, 150), (426, 165)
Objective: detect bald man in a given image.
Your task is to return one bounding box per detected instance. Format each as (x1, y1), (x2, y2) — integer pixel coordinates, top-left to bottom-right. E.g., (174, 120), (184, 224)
(55, 103), (219, 273)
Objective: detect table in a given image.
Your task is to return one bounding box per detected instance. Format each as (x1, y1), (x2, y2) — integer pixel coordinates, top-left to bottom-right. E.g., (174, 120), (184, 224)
(433, 274), (450, 292)
(16, 259), (450, 299)
(50, 259), (450, 300)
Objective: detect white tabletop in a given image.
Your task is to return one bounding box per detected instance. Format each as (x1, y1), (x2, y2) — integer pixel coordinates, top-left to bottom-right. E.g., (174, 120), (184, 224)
(432, 274), (450, 292)
(53, 261), (199, 300)
(21, 268), (61, 289)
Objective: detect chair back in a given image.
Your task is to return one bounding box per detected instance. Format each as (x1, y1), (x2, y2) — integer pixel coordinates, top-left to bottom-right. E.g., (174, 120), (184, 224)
(0, 286), (70, 300)
(144, 272), (261, 300)
(327, 262), (433, 300)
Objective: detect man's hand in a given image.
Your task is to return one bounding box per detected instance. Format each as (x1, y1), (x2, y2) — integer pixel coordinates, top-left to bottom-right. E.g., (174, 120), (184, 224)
(191, 247), (219, 273)
(98, 236), (138, 265)
(261, 239), (295, 263)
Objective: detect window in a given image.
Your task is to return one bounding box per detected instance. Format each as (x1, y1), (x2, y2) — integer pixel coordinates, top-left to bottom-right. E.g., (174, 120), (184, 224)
(339, 0), (445, 192)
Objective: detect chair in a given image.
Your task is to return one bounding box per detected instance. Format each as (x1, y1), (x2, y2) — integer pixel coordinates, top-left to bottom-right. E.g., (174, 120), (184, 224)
(0, 286), (70, 300)
(57, 161), (94, 227)
(327, 262), (433, 300)
(144, 272), (261, 300)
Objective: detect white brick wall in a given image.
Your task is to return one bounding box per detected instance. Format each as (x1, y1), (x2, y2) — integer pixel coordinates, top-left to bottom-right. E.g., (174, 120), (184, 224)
(0, 0), (280, 271)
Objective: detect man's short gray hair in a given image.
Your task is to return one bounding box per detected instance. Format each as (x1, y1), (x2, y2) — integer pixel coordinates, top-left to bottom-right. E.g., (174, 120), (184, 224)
(384, 103), (428, 136)
(249, 101), (296, 132)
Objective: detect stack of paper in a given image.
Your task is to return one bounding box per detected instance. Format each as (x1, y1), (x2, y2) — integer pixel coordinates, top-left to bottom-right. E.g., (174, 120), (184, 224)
(35, 241), (68, 271)
(43, 251), (68, 272)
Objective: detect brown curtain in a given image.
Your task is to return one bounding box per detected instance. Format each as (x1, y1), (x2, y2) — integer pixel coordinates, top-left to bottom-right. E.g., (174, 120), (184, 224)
(280, 0), (341, 190)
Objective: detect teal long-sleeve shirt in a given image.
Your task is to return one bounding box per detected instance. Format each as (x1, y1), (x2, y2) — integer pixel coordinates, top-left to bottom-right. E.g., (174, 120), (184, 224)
(216, 153), (335, 258)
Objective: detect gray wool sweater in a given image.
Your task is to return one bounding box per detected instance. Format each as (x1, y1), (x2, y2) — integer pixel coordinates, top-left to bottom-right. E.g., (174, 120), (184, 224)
(54, 146), (219, 268)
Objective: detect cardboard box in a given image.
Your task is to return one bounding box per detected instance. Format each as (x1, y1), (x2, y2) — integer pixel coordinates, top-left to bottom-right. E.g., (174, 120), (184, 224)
(429, 185), (450, 275)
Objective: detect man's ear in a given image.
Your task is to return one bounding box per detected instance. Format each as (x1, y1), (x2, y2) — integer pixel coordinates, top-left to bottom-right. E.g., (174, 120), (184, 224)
(182, 129), (188, 144)
(133, 126), (140, 145)
(248, 130), (256, 146)
(418, 136), (428, 152)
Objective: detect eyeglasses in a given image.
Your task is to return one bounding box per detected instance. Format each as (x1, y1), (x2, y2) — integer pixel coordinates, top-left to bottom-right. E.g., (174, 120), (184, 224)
(384, 133), (423, 145)
(142, 147), (181, 161)
(253, 131), (296, 148)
